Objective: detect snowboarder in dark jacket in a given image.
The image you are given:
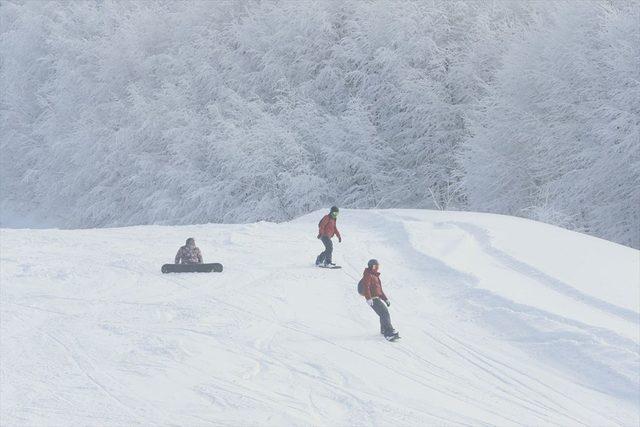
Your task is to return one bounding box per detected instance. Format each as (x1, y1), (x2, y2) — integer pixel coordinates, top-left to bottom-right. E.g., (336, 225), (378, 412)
(175, 238), (203, 264)
(315, 206), (342, 267)
(361, 259), (398, 339)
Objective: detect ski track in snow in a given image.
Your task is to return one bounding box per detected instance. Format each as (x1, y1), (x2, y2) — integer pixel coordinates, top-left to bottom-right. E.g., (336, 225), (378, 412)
(1, 209), (638, 426)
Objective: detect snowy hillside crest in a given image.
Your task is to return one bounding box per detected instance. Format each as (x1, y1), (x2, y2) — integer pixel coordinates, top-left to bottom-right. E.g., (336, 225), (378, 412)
(1, 210), (638, 425)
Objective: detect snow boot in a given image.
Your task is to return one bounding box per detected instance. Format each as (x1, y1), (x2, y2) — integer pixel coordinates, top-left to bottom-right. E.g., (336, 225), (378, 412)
(384, 330), (400, 341)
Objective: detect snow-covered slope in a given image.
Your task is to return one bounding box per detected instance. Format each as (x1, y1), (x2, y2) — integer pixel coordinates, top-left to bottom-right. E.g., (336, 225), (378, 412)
(1, 210), (638, 426)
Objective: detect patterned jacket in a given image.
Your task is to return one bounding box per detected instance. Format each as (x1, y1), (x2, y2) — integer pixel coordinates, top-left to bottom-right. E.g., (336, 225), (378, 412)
(175, 245), (203, 264)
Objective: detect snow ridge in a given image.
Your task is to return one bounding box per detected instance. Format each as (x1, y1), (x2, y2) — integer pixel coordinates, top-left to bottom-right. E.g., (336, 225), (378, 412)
(1, 210), (638, 425)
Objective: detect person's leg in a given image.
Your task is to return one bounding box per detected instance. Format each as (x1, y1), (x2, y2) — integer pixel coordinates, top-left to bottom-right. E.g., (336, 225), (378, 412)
(316, 237), (329, 265)
(372, 299), (394, 336)
(321, 236), (333, 264)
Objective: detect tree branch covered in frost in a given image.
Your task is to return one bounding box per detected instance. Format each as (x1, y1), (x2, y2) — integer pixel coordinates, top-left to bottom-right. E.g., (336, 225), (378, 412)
(462, 1), (640, 248)
(1, 0), (638, 248)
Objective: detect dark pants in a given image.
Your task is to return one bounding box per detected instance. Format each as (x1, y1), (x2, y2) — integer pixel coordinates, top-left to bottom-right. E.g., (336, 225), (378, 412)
(371, 298), (395, 336)
(315, 236), (333, 265)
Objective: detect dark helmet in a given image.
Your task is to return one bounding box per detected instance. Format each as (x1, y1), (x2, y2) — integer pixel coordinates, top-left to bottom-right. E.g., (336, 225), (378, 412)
(186, 237), (195, 246)
(367, 259), (379, 268)
(330, 206), (339, 213)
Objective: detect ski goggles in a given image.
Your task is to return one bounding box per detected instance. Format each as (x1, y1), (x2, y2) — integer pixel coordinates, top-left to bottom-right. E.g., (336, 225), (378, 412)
(331, 212), (339, 217)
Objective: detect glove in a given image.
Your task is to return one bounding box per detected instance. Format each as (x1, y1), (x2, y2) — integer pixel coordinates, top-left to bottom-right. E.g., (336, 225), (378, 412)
(366, 299), (374, 307)
(385, 299), (391, 307)
(338, 236), (342, 243)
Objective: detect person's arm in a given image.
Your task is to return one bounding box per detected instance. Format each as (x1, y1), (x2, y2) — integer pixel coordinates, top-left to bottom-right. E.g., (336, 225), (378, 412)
(335, 224), (341, 241)
(175, 248), (182, 264)
(380, 279), (389, 302)
(363, 275), (372, 300)
(318, 216), (328, 237)
(197, 248), (203, 264)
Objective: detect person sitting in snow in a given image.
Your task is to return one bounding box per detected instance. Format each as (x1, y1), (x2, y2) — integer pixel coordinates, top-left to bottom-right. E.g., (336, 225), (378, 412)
(361, 259), (399, 340)
(175, 238), (203, 265)
(315, 206), (342, 267)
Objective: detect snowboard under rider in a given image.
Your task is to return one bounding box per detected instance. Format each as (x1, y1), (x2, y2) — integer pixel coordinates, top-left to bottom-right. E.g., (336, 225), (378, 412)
(175, 238), (203, 265)
(361, 259), (398, 339)
(315, 206), (342, 267)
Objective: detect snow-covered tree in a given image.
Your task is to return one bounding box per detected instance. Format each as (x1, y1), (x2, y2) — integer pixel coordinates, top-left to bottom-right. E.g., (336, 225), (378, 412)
(1, 0), (636, 248)
(463, 1), (640, 248)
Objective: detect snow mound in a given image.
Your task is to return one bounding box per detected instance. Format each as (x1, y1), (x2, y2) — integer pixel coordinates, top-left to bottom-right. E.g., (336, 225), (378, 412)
(1, 209), (638, 425)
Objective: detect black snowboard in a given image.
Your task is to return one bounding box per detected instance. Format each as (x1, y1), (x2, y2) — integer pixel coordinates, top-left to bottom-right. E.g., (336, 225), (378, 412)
(161, 263), (223, 274)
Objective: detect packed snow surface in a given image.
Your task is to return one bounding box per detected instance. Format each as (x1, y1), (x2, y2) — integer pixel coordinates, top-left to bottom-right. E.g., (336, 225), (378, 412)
(1, 209), (638, 426)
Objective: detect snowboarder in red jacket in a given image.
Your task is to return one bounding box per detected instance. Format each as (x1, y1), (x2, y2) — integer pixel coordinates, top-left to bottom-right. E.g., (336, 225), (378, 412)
(361, 259), (398, 340)
(315, 206), (341, 267)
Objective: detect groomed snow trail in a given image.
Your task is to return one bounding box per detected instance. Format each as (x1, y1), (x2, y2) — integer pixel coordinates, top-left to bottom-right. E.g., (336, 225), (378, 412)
(1, 210), (638, 426)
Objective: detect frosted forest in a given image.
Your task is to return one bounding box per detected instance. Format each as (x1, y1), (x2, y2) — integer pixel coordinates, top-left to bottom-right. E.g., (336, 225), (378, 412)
(1, 0), (638, 248)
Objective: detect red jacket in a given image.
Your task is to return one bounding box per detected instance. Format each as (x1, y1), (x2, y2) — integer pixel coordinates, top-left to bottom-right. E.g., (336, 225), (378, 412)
(318, 214), (341, 239)
(361, 268), (388, 301)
